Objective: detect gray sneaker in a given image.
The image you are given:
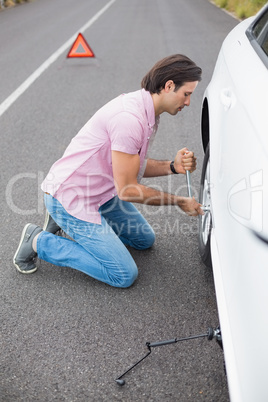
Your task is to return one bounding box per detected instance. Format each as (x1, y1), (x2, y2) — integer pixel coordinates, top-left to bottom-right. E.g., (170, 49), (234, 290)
(13, 223), (43, 274)
(43, 210), (61, 234)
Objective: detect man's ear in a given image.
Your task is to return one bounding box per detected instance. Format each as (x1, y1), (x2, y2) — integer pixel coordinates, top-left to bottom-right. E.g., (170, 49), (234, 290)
(164, 80), (175, 92)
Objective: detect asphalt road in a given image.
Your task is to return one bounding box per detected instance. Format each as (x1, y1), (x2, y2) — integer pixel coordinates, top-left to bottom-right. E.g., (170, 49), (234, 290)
(0, 1), (238, 401)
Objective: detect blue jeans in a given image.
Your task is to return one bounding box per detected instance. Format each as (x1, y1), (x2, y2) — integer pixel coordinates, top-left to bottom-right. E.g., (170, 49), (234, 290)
(37, 194), (155, 288)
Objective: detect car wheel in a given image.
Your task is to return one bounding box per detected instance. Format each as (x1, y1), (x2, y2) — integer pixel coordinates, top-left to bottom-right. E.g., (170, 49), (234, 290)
(198, 144), (212, 268)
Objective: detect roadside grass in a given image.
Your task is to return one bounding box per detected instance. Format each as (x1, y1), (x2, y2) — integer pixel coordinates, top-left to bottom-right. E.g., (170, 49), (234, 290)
(1, 0), (267, 17)
(0, 0), (28, 10)
(213, 0), (267, 19)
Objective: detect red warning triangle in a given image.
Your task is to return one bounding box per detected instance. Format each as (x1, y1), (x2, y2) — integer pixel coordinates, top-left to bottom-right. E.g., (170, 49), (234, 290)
(67, 33), (95, 58)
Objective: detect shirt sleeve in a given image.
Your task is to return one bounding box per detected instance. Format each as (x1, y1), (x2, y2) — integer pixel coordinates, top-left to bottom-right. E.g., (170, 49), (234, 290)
(108, 112), (143, 155)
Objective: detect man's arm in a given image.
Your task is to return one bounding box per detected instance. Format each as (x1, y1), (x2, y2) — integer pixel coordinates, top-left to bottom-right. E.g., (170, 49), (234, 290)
(111, 150), (203, 216)
(144, 147), (197, 177)
(143, 159), (172, 177)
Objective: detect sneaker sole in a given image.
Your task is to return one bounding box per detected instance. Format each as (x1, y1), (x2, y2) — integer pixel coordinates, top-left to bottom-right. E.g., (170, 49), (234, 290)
(13, 223), (38, 274)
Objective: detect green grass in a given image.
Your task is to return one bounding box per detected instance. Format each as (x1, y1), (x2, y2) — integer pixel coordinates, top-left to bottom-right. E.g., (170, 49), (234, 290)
(0, 0), (28, 9)
(213, 0), (267, 19)
(1, 0), (267, 18)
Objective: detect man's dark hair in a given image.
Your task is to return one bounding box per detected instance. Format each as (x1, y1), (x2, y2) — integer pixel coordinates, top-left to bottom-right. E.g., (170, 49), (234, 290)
(141, 54), (202, 94)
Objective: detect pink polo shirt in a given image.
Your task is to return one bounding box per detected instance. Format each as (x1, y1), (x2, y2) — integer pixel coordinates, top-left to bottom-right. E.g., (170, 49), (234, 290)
(41, 89), (159, 224)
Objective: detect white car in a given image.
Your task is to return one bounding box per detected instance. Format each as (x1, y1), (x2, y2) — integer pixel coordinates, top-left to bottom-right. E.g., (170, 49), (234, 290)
(198, 4), (268, 402)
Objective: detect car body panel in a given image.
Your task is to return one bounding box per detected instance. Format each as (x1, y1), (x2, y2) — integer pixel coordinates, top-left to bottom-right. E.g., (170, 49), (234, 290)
(201, 6), (268, 401)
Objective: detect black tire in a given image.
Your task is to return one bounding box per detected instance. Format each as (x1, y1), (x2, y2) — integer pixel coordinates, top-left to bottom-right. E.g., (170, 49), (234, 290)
(198, 144), (212, 268)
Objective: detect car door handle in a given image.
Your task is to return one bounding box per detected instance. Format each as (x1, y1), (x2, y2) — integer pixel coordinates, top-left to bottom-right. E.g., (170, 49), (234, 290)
(220, 88), (234, 110)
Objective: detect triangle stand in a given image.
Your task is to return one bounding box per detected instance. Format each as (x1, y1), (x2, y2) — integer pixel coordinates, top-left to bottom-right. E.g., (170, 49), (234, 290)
(67, 33), (95, 58)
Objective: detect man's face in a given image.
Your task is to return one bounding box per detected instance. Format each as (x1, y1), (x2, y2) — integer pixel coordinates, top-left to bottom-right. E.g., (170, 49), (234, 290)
(165, 81), (198, 115)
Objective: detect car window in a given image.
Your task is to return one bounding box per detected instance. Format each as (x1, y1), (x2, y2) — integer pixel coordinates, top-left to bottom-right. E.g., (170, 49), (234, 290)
(246, 6), (268, 66)
(252, 9), (268, 38)
(252, 8), (268, 56)
(261, 32), (268, 55)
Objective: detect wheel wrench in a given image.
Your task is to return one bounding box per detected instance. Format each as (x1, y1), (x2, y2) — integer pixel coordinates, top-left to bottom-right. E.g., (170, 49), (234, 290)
(184, 154), (210, 212)
(186, 170), (193, 198)
(184, 151), (193, 198)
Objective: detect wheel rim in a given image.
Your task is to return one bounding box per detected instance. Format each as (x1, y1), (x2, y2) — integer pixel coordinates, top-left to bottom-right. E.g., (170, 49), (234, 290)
(200, 159), (212, 245)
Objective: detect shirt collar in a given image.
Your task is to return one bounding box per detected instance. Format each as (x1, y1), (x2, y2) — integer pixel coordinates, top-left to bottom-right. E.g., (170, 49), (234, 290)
(141, 88), (157, 129)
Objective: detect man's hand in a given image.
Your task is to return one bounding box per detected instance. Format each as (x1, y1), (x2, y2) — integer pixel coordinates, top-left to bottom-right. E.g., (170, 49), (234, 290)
(174, 147), (197, 174)
(180, 197), (204, 216)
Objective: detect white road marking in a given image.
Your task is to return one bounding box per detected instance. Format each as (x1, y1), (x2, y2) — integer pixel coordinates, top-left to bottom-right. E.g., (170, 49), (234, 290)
(0, 0), (116, 117)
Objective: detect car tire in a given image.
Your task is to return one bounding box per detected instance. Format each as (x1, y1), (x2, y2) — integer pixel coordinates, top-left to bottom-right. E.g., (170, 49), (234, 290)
(198, 144), (212, 268)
